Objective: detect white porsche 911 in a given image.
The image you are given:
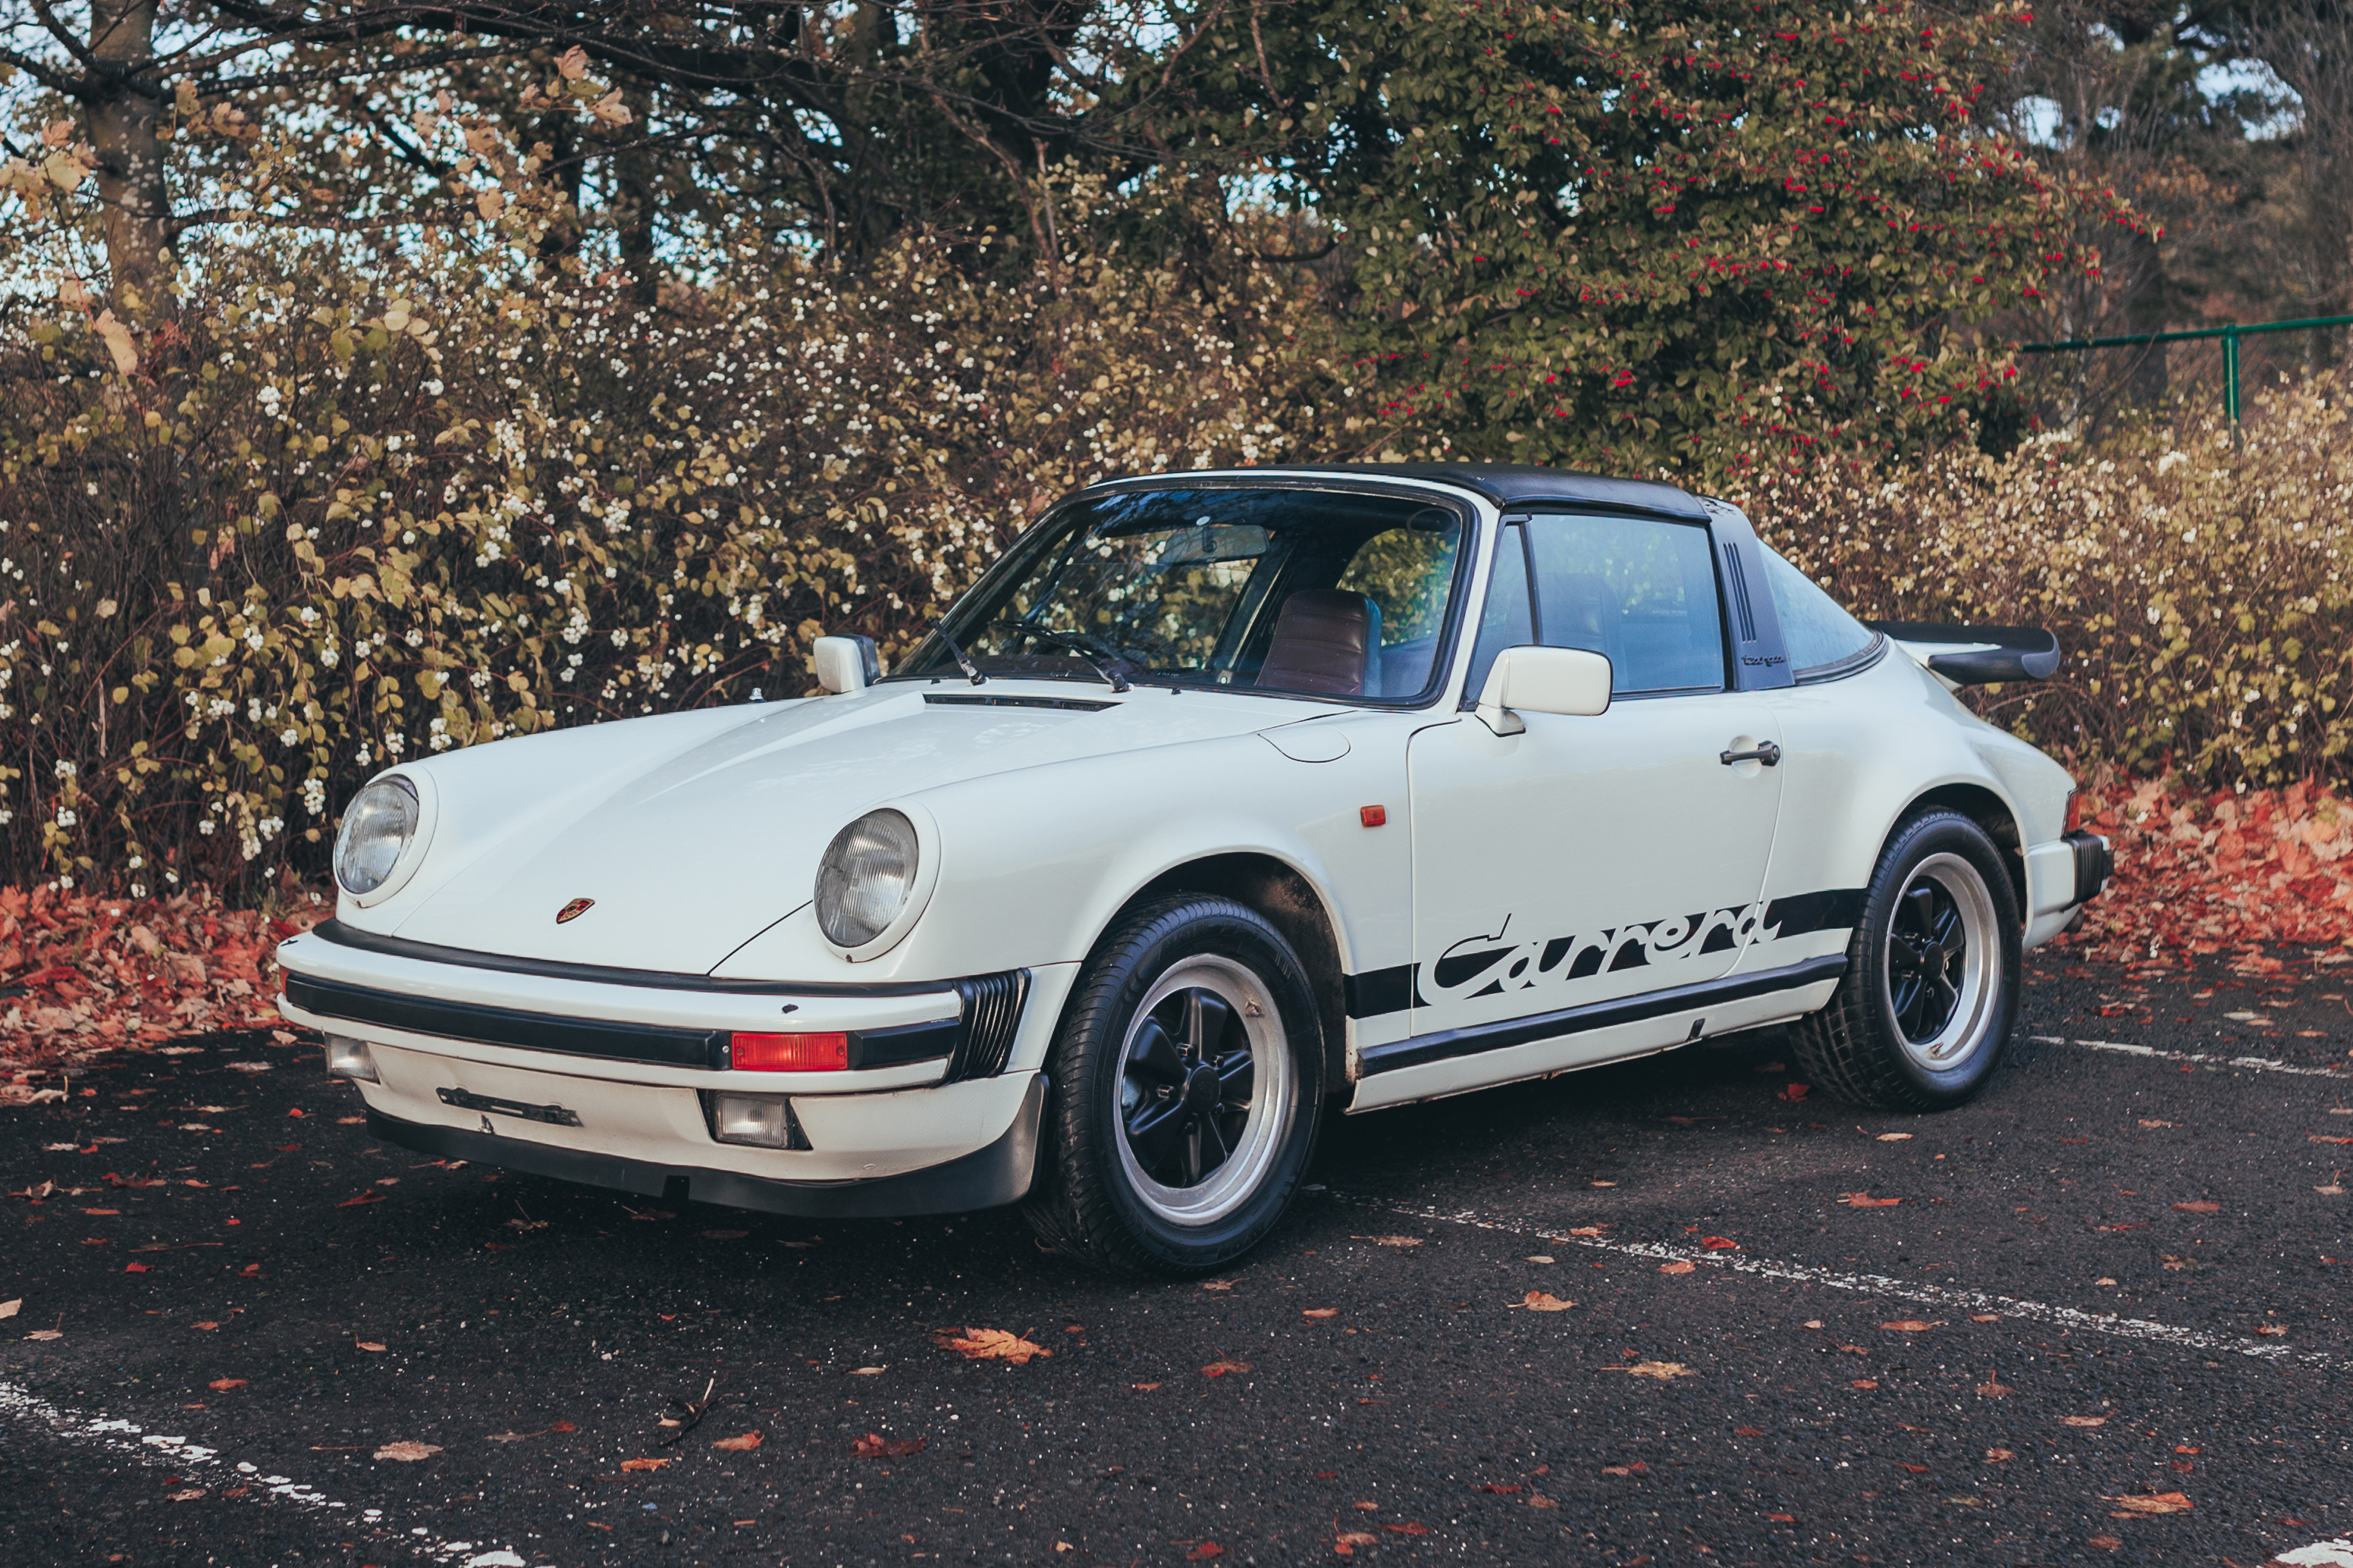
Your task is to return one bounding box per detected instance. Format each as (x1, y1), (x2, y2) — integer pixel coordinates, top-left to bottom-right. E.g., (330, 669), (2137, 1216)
(275, 464), (2110, 1275)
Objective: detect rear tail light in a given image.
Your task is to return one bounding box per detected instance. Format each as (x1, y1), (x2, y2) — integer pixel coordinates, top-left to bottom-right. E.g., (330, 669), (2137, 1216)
(2065, 791), (2091, 834)
(323, 1033), (379, 1083)
(729, 1031), (849, 1072)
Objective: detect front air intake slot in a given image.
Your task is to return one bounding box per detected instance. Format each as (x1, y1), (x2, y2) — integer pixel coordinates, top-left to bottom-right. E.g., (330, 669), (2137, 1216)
(949, 970), (1030, 1080)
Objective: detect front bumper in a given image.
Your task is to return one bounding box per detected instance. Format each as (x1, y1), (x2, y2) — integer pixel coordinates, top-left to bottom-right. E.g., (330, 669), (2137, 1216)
(363, 1076), (1045, 1218)
(275, 924), (1066, 1214)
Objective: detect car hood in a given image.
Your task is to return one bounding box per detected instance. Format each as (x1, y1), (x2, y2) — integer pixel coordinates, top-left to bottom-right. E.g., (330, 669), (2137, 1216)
(376, 682), (1345, 972)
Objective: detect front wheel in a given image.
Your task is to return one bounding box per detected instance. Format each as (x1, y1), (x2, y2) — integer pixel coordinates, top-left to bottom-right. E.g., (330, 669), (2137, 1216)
(1022, 895), (1324, 1275)
(1789, 808), (2022, 1112)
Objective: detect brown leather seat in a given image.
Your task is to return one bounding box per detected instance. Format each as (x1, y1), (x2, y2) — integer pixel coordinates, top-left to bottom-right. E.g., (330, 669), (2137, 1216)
(1257, 590), (1382, 696)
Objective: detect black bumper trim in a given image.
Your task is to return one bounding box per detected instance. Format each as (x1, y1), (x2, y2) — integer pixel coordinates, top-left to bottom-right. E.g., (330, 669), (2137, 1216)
(1357, 955), (1848, 1076)
(290, 967), (1029, 1079)
(363, 1074), (1046, 1218)
(290, 972), (723, 1069)
(2064, 830), (2113, 905)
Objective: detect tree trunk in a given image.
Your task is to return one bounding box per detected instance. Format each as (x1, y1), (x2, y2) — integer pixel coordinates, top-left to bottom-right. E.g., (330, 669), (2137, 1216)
(83, 0), (170, 309)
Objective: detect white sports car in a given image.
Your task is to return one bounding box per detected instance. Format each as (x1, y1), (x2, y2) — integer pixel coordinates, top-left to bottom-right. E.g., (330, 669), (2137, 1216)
(276, 465), (2110, 1274)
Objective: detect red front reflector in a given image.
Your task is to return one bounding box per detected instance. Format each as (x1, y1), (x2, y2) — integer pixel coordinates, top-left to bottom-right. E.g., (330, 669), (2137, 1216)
(731, 1032), (849, 1072)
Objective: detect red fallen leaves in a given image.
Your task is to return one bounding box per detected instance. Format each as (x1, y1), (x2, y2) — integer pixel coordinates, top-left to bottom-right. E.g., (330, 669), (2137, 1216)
(1842, 1193), (1903, 1208)
(1185, 1544), (1225, 1560)
(1699, 1236), (1738, 1250)
(618, 1457), (670, 1472)
(207, 1378), (246, 1391)
(2056, 776), (2353, 970)
(713, 1431), (764, 1452)
(1200, 1359), (1254, 1377)
(1476, 1483), (1524, 1494)
(1333, 1534), (1379, 1556)
(0, 883), (323, 1062)
(2171, 1201), (2221, 1214)
(851, 1433), (924, 1459)
(936, 1328), (1051, 1365)
(336, 1193), (387, 1209)
(1778, 1083), (1811, 1101)
(551, 1420), (577, 1433)
(124, 1262), (149, 1272)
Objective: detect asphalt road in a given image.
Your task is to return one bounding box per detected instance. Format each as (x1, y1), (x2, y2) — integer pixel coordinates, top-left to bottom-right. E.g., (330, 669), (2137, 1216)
(6, 952), (2353, 1568)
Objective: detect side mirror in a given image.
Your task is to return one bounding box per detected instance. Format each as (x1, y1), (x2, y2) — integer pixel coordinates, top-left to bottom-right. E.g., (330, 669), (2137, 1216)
(813, 634), (882, 695)
(1475, 645), (1611, 735)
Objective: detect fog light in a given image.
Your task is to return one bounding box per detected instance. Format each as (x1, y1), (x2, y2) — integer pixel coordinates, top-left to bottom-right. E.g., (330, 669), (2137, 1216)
(711, 1093), (805, 1149)
(323, 1033), (379, 1083)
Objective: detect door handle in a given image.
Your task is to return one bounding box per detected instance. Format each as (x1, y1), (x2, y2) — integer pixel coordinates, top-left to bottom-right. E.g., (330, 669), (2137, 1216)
(1720, 742), (1782, 767)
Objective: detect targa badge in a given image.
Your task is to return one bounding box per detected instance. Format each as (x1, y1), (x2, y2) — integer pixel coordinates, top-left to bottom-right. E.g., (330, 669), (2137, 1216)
(555, 897), (595, 924)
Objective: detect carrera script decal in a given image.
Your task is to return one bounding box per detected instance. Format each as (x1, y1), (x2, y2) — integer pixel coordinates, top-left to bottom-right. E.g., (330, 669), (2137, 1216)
(1414, 888), (1864, 1008)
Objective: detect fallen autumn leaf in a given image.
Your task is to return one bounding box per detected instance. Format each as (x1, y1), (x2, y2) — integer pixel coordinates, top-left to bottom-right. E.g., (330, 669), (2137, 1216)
(373, 1441), (441, 1462)
(1658, 1260), (1696, 1275)
(937, 1328), (1051, 1365)
(851, 1432), (924, 1458)
(1613, 1361), (1696, 1381)
(1200, 1359), (1253, 1377)
(619, 1457), (671, 1472)
(712, 1431), (764, 1451)
(2106, 1491), (2192, 1516)
(1511, 1291), (1575, 1312)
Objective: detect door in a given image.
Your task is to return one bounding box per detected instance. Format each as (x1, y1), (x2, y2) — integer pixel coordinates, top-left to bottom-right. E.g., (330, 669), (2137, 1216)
(1404, 510), (1787, 1062)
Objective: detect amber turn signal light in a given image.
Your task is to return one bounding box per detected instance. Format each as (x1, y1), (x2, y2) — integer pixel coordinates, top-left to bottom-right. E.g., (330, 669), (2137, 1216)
(731, 1031), (849, 1071)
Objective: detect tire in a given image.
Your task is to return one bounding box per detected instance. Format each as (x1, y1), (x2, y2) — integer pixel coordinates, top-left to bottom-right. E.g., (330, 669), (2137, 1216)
(1022, 894), (1325, 1275)
(1789, 808), (2022, 1112)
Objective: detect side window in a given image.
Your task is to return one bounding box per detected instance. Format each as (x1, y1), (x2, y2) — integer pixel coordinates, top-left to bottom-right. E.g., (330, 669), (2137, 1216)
(1758, 542), (1878, 676)
(1524, 513), (1725, 695)
(1464, 522), (1533, 700)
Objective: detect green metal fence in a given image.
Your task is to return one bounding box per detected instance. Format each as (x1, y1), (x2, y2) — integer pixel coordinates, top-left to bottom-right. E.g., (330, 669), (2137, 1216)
(2020, 312), (2353, 424)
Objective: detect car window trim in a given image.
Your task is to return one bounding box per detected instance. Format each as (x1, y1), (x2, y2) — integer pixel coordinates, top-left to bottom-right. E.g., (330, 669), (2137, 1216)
(885, 477), (1483, 711)
(1509, 506), (1733, 701)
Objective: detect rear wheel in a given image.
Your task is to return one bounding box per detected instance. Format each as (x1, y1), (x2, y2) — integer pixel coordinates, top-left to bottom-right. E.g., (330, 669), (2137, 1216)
(1790, 808), (2021, 1112)
(1023, 895), (1323, 1275)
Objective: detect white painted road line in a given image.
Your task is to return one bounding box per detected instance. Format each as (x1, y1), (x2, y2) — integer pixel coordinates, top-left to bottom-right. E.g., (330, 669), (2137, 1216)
(1326, 1193), (2343, 1372)
(2038, 1034), (2353, 1082)
(2274, 1543), (2353, 1568)
(0, 1380), (545, 1567)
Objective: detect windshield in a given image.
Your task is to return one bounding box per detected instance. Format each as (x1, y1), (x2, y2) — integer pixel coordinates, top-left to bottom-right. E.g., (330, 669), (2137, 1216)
(896, 488), (1471, 701)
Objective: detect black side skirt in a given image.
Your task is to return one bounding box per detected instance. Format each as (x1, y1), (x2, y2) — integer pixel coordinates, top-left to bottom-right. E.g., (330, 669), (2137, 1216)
(365, 1076), (1046, 1219)
(1357, 955), (1846, 1077)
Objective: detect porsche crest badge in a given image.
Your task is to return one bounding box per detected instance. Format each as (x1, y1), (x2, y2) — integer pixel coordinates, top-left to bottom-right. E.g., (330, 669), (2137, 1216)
(555, 897), (595, 924)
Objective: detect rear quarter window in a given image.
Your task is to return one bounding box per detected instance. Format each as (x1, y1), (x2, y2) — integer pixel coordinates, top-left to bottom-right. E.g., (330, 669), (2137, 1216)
(1759, 544), (1880, 678)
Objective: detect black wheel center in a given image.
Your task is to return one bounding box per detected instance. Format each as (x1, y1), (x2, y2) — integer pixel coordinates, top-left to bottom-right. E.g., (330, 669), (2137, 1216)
(1183, 1063), (1219, 1112)
(1888, 878), (1969, 1043)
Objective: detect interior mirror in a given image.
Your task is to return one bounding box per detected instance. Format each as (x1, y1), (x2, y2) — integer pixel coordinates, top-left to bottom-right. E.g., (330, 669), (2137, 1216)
(1475, 645), (1611, 735)
(814, 634), (882, 695)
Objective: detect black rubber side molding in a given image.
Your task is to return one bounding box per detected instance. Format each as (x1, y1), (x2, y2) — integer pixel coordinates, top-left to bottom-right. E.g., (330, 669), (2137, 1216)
(363, 1074), (1046, 1218)
(1866, 622), (2060, 683)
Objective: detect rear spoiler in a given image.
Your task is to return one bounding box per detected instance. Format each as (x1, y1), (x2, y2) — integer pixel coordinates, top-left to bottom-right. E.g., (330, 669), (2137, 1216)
(1865, 622), (2060, 685)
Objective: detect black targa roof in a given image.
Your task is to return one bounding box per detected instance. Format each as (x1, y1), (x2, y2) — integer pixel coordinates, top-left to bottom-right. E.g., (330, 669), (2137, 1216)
(1096, 463), (1711, 522)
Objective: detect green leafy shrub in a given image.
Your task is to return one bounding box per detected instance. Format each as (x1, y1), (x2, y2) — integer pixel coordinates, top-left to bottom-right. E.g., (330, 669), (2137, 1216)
(1730, 378), (2353, 786)
(0, 149), (1337, 893)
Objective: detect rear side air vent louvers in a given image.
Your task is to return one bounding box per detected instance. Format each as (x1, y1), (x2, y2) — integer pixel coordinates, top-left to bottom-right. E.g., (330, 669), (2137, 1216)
(947, 969), (1030, 1080)
(1721, 543), (1759, 644)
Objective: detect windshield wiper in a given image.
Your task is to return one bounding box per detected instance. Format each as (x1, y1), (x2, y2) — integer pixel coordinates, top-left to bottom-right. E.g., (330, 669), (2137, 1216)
(937, 626), (987, 685)
(990, 620), (1133, 693)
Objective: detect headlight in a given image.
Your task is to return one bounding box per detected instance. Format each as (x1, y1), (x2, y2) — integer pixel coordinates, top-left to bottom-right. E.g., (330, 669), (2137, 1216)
(334, 775), (420, 895)
(814, 808), (919, 948)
